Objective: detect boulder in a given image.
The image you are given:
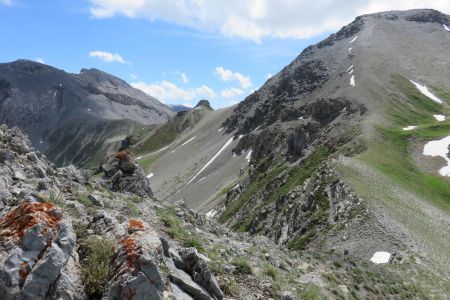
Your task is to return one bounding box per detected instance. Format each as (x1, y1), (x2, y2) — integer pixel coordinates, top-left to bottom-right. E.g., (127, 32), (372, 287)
(0, 202), (78, 300)
(178, 248), (223, 300)
(100, 152), (153, 197)
(103, 219), (166, 300)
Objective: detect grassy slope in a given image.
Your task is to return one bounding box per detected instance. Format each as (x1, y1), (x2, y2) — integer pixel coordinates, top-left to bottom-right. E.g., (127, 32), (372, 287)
(337, 75), (450, 272)
(220, 146), (329, 233)
(134, 108), (210, 156)
(362, 75), (450, 212)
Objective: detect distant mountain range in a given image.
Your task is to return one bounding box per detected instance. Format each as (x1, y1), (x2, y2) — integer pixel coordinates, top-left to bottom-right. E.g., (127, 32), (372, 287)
(0, 59), (174, 166)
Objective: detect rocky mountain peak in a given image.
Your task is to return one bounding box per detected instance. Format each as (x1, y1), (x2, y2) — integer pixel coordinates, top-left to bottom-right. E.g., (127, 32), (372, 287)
(194, 99), (213, 110)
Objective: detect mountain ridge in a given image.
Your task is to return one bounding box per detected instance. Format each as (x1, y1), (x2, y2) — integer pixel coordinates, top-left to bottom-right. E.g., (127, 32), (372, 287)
(0, 59), (175, 167)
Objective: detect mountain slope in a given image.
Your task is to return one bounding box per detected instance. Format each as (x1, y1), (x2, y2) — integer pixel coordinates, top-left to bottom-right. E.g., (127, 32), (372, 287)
(139, 9), (450, 279)
(0, 60), (174, 167)
(217, 8), (450, 271)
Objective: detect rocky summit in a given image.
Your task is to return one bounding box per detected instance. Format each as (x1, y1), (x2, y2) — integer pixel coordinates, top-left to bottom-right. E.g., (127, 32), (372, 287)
(1, 7), (450, 300)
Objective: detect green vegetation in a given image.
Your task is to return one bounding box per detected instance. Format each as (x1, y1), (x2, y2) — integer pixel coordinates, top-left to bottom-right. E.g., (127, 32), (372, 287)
(221, 280), (240, 297)
(297, 283), (327, 300)
(389, 75), (446, 126)
(218, 160), (287, 223)
(231, 257), (253, 274)
(355, 75), (450, 212)
(136, 122), (178, 154)
(78, 236), (115, 299)
(135, 109), (208, 155)
(267, 146), (329, 205)
(156, 207), (204, 252)
(228, 146), (329, 233)
(361, 127), (450, 211)
(262, 263), (279, 281)
(138, 154), (159, 171)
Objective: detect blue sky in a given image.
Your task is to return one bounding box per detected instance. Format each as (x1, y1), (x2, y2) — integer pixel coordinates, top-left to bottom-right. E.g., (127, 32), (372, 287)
(0, 0), (448, 108)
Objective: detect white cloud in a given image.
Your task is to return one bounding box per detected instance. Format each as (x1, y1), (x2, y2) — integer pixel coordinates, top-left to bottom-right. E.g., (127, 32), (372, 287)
(220, 87), (245, 99)
(180, 72), (189, 84)
(265, 73), (273, 80)
(89, 50), (128, 64)
(215, 67), (252, 89)
(182, 102), (193, 108)
(88, 0), (450, 42)
(229, 100), (240, 106)
(131, 80), (217, 103)
(130, 73), (139, 80)
(35, 58), (45, 64)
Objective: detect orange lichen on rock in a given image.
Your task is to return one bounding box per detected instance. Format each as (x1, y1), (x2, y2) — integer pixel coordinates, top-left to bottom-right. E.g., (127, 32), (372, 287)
(120, 237), (142, 269)
(114, 151), (130, 161)
(19, 268), (30, 279)
(128, 219), (144, 231)
(0, 202), (61, 239)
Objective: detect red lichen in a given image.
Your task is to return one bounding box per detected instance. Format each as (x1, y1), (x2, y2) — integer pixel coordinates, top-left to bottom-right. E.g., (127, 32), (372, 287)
(19, 261), (30, 279)
(122, 287), (136, 300)
(19, 268), (30, 279)
(120, 237), (142, 269)
(128, 219), (144, 231)
(0, 202), (61, 239)
(114, 151), (130, 161)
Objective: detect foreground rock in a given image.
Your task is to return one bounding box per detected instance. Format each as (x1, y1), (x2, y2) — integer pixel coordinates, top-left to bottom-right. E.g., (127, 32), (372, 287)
(0, 202), (84, 300)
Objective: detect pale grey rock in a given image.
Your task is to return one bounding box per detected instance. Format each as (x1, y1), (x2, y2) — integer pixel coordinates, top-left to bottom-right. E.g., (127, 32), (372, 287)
(88, 192), (104, 207)
(22, 223), (51, 252)
(16, 220), (76, 300)
(167, 259), (211, 300)
(170, 282), (194, 300)
(48, 251), (87, 300)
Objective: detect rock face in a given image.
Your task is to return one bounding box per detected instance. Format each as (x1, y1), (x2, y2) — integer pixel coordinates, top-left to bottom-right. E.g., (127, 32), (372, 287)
(100, 151), (153, 197)
(0, 202), (81, 300)
(103, 219), (166, 300)
(0, 60), (174, 167)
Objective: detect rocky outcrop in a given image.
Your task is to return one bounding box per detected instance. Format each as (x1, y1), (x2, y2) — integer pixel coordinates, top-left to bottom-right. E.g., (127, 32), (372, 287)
(103, 219), (167, 300)
(100, 151), (153, 197)
(0, 202), (82, 300)
(219, 161), (363, 251)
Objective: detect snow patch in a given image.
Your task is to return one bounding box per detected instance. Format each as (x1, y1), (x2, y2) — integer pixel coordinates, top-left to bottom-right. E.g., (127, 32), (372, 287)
(348, 47), (352, 53)
(409, 80), (443, 104)
(181, 136), (196, 146)
(423, 134), (450, 176)
(198, 176), (206, 182)
(187, 137), (235, 184)
(298, 116), (304, 120)
(238, 134), (244, 139)
(348, 69), (354, 75)
(350, 75), (355, 87)
(146, 173), (154, 179)
(370, 252), (391, 264)
(245, 150), (252, 162)
(402, 125), (418, 131)
(254, 125), (261, 131)
(346, 65), (353, 72)
(87, 108), (91, 112)
(349, 36), (358, 44)
(218, 127), (224, 132)
(153, 145), (169, 154)
(136, 156), (142, 160)
(434, 115), (446, 121)
(206, 209), (218, 219)
(443, 24), (450, 32)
